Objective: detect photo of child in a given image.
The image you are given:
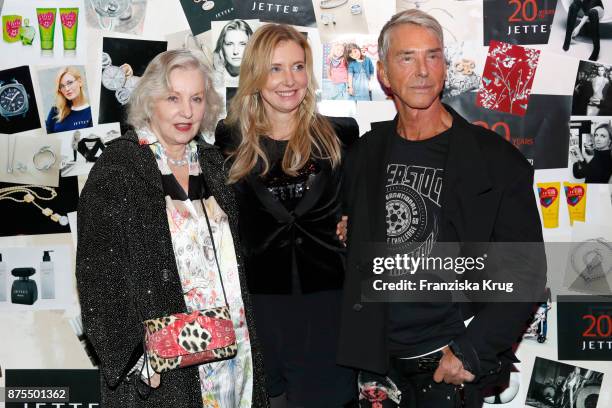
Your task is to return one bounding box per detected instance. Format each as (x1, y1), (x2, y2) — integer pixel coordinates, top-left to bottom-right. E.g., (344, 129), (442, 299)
(346, 42), (374, 101)
(322, 36), (385, 101)
(325, 42), (348, 100)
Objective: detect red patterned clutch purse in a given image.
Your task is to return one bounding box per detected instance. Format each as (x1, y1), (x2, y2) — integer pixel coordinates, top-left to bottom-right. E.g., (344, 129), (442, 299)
(143, 306), (237, 373)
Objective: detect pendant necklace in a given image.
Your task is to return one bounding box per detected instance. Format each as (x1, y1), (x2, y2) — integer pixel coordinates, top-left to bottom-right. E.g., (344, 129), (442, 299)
(0, 185), (69, 226)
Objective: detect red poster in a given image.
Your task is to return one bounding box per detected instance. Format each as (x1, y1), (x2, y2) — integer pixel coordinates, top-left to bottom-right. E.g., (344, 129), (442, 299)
(477, 41), (540, 116)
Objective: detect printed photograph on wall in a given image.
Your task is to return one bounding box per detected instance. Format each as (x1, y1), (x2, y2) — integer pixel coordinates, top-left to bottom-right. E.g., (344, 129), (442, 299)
(483, 0), (558, 45)
(0, 65), (41, 134)
(210, 19), (259, 88)
(445, 92), (572, 169)
(557, 295), (612, 361)
(526, 357), (604, 408)
(443, 41), (486, 99)
(98, 37), (167, 128)
(571, 59), (612, 116)
(178, 0), (236, 35)
(321, 36), (386, 101)
(37, 65), (92, 135)
(314, 0), (368, 42)
(397, 0), (484, 45)
(0, 245), (73, 311)
(548, 0), (612, 64)
(235, 0), (316, 27)
(0, 130), (62, 187)
(564, 224), (612, 295)
(568, 119), (612, 184)
(0, 176), (78, 236)
(477, 41), (540, 116)
(85, 0), (147, 34)
(57, 122), (121, 177)
(0, 0), (88, 68)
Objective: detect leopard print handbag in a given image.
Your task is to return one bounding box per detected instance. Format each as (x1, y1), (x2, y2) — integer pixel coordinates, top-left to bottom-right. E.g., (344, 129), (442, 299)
(141, 197), (238, 374)
(143, 306), (237, 373)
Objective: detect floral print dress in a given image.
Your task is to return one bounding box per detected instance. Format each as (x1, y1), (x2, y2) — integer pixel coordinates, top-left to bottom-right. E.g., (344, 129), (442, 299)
(138, 128), (253, 408)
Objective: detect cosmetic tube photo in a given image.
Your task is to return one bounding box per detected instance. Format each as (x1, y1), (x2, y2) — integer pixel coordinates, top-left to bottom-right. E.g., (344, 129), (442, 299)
(60, 8), (78, 51)
(3, 15), (22, 43)
(537, 182), (561, 228)
(36, 8), (56, 52)
(563, 182), (587, 226)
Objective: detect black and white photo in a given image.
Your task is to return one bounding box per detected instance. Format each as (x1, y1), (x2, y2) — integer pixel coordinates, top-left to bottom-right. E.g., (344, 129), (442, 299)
(550, 0), (612, 64)
(572, 60), (612, 116)
(210, 19), (257, 88)
(98, 37), (167, 128)
(568, 119), (612, 183)
(526, 357), (604, 408)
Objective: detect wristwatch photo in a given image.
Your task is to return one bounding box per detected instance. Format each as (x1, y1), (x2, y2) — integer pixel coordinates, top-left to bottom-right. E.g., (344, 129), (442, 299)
(0, 79), (30, 120)
(101, 52), (140, 105)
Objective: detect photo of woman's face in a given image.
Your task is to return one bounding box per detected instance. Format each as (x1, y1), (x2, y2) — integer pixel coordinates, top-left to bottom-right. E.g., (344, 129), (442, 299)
(59, 73), (81, 101)
(593, 127), (611, 150)
(222, 29), (249, 70)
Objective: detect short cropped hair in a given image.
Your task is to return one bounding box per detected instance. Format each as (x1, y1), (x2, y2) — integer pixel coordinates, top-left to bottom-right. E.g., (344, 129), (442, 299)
(127, 49), (222, 137)
(378, 9), (444, 66)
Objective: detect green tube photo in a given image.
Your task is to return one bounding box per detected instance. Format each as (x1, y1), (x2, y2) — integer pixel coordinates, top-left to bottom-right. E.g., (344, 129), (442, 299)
(59, 8), (79, 51)
(36, 8), (56, 51)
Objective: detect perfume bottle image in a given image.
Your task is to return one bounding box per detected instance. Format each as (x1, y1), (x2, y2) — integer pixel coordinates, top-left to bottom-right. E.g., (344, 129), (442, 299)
(11, 267), (38, 305)
(0, 253), (6, 302)
(20, 18), (36, 45)
(41, 250), (55, 299)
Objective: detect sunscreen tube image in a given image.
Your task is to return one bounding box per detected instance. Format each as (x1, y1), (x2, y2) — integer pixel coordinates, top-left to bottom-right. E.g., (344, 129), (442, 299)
(60, 8), (78, 51)
(563, 182), (587, 226)
(537, 182), (560, 228)
(36, 8), (56, 51)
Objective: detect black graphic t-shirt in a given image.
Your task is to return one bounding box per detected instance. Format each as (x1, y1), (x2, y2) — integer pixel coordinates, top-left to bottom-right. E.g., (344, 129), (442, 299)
(385, 127), (465, 357)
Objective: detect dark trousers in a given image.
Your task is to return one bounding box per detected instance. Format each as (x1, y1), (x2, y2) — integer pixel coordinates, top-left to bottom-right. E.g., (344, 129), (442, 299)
(359, 353), (462, 408)
(252, 290), (356, 407)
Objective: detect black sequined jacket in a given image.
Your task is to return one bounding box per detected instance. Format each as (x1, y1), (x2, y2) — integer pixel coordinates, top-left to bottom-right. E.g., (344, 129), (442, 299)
(76, 130), (269, 407)
(215, 117), (359, 294)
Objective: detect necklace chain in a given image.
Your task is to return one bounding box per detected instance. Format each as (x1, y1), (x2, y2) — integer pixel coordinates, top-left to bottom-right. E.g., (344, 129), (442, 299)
(0, 185), (68, 226)
(166, 150), (190, 167)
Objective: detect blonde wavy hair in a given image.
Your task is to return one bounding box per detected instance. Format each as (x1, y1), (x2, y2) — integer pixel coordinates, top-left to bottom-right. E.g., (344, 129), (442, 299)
(127, 49), (222, 137)
(226, 24), (341, 184)
(54, 66), (88, 123)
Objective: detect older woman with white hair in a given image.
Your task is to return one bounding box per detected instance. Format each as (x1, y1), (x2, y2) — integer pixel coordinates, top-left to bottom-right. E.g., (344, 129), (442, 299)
(76, 49), (268, 407)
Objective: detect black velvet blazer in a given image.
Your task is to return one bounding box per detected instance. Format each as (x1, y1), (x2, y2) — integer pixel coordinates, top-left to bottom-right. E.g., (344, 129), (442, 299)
(76, 131), (268, 407)
(215, 117), (359, 294)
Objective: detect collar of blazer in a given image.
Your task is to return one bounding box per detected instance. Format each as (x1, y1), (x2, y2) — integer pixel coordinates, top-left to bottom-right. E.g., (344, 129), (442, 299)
(364, 104), (498, 242)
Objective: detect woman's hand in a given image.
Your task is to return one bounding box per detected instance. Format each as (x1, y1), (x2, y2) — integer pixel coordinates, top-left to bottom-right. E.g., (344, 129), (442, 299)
(336, 215), (348, 245)
(569, 145), (584, 163)
(141, 372), (161, 388)
(120, 63), (134, 77)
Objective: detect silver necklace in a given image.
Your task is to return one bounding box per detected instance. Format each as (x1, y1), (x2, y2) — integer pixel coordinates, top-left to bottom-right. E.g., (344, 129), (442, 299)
(167, 151), (189, 167)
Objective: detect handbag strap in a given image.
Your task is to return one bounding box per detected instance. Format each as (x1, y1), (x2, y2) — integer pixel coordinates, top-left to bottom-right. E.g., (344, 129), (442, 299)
(200, 195), (230, 308)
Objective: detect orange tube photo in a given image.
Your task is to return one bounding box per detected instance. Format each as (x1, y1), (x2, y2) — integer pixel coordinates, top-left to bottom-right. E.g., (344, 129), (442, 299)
(537, 182), (560, 228)
(563, 182), (587, 226)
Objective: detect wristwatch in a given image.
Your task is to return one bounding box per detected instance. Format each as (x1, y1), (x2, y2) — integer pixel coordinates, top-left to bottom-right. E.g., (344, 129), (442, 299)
(101, 52), (140, 105)
(0, 79), (29, 120)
